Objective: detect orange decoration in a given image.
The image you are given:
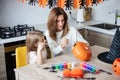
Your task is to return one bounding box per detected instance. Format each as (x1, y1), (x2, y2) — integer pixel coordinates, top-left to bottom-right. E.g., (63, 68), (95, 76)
(73, 0), (81, 9)
(72, 42), (92, 61)
(85, 0), (93, 7)
(38, 0), (48, 7)
(63, 69), (71, 77)
(17, 0), (107, 9)
(18, 0), (26, 3)
(71, 67), (84, 78)
(57, 0), (66, 9)
(97, 0), (103, 4)
(112, 58), (120, 75)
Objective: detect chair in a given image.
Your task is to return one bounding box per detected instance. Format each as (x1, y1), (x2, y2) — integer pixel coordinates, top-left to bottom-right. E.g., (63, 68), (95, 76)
(15, 46), (27, 68)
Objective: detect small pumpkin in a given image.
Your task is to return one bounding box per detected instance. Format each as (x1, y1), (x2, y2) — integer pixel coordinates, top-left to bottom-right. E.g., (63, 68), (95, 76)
(63, 69), (71, 77)
(112, 58), (120, 75)
(71, 67), (84, 78)
(72, 42), (92, 61)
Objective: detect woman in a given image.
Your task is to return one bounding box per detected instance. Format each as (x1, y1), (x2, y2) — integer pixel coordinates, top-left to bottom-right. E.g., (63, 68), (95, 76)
(44, 7), (88, 57)
(26, 30), (47, 65)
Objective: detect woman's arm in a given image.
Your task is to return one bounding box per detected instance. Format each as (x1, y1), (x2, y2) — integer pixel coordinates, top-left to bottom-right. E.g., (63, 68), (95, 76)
(44, 30), (67, 56)
(50, 45), (63, 56)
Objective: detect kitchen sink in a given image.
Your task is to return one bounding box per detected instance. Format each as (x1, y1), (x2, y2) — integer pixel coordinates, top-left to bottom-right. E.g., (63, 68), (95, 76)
(89, 23), (120, 30)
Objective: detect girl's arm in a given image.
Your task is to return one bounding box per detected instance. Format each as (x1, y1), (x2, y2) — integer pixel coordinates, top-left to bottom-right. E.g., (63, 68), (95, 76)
(36, 50), (43, 65)
(36, 43), (44, 65)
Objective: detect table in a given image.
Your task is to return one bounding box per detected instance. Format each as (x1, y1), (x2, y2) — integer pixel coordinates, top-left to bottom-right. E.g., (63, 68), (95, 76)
(14, 45), (120, 80)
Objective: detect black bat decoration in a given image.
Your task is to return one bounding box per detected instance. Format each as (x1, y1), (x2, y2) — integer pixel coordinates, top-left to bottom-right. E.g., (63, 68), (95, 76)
(29, 0), (38, 5)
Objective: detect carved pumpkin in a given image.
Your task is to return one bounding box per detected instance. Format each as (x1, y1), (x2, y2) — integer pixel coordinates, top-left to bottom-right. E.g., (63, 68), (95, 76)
(72, 42), (92, 61)
(112, 58), (120, 75)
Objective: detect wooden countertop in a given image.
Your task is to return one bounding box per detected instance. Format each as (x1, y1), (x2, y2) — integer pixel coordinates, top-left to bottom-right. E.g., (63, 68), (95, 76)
(14, 45), (120, 80)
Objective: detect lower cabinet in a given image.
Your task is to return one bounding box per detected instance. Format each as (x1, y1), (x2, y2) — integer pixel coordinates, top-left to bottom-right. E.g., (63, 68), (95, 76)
(4, 40), (25, 80)
(0, 57), (7, 80)
(0, 44), (7, 80)
(84, 29), (113, 48)
(78, 29), (114, 48)
(78, 29), (85, 38)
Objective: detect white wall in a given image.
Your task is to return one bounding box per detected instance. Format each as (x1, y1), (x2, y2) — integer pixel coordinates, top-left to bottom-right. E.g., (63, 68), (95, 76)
(0, 0), (51, 27)
(92, 0), (120, 25)
(1, 0), (120, 27)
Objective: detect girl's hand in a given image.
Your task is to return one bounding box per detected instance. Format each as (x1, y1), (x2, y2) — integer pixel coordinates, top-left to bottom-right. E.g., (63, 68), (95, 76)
(60, 38), (69, 49)
(38, 42), (45, 51)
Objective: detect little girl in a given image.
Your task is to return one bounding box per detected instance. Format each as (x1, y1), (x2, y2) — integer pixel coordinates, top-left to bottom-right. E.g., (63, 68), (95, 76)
(26, 30), (47, 65)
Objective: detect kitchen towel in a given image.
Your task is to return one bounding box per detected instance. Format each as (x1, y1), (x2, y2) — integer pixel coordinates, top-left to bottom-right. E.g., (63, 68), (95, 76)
(98, 28), (120, 64)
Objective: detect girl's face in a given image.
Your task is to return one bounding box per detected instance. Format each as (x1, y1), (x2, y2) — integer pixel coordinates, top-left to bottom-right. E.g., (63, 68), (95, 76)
(39, 36), (46, 44)
(36, 36), (47, 50)
(56, 15), (65, 32)
(37, 36), (47, 47)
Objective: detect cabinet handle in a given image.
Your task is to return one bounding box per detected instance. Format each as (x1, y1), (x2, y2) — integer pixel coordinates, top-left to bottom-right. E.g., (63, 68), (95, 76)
(86, 29), (89, 36)
(11, 53), (16, 56)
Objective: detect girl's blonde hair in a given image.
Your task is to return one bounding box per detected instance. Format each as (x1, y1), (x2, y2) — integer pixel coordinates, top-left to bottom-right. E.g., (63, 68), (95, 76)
(26, 30), (44, 63)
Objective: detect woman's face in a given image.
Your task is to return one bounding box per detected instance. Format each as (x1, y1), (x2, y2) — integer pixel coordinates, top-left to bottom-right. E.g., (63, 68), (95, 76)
(56, 15), (65, 32)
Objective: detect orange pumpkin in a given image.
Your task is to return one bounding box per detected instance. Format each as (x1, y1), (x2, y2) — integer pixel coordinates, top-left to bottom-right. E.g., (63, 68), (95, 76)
(63, 69), (71, 77)
(63, 68), (84, 78)
(112, 58), (120, 75)
(71, 67), (84, 78)
(72, 42), (92, 61)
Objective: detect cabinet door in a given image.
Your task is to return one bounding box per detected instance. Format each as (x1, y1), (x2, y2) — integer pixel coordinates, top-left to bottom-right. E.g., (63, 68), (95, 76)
(85, 30), (112, 48)
(0, 57), (7, 80)
(78, 29), (85, 38)
(0, 44), (7, 80)
(0, 44), (4, 57)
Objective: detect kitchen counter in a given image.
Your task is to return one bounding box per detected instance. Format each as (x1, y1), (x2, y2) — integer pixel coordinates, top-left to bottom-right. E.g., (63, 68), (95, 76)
(70, 20), (117, 35)
(14, 45), (120, 80)
(0, 36), (26, 44)
(0, 20), (117, 44)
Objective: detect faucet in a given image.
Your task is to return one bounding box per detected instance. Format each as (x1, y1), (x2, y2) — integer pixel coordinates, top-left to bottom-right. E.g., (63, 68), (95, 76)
(109, 10), (120, 25)
(115, 10), (119, 24)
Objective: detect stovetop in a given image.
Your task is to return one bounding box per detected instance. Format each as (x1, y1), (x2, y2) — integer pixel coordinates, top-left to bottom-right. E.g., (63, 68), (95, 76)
(0, 24), (35, 39)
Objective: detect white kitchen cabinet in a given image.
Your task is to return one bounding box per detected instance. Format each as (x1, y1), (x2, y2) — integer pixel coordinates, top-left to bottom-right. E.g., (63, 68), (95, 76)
(84, 29), (113, 48)
(0, 44), (7, 80)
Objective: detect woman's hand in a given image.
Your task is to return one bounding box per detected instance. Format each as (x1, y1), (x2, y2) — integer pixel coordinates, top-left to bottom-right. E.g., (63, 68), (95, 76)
(60, 38), (69, 49)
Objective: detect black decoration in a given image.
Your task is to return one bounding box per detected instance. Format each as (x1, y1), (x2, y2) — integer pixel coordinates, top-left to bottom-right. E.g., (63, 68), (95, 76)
(98, 28), (120, 64)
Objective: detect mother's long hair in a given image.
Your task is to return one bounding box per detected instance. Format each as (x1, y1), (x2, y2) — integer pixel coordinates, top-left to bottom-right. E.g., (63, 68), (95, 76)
(47, 7), (69, 40)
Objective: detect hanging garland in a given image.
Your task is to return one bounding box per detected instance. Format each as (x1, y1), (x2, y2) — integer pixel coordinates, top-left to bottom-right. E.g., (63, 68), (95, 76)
(18, 0), (108, 9)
